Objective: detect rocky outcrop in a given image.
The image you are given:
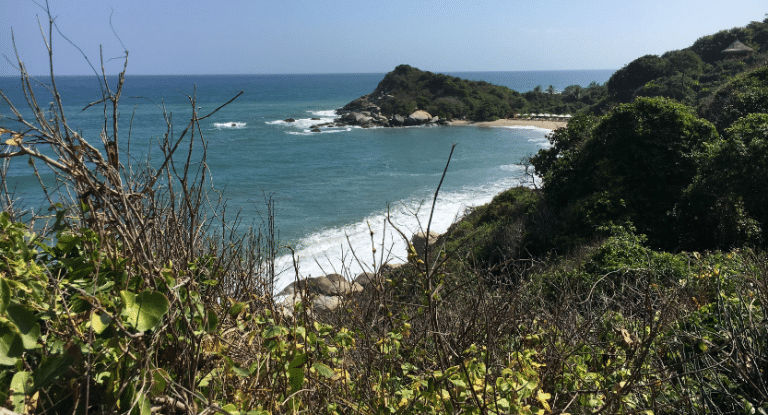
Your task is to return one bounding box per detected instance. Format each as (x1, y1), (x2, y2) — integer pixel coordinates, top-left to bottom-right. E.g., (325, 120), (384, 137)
(411, 230), (440, 259)
(321, 92), (449, 130)
(276, 231), (443, 317)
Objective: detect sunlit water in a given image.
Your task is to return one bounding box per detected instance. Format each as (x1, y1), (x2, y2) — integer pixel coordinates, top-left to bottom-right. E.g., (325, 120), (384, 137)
(0, 70), (613, 291)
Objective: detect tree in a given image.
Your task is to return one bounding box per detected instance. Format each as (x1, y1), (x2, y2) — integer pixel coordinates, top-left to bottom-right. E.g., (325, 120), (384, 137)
(677, 113), (768, 248)
(533, 97), (719, 249)
(664, 50), (704, 89)
(546, 85), (556, 95)
(607, 55), (666, 101)
(699, 65), (768, 132)
(563, 85), (583, 101)
(689, 28), (752, 64)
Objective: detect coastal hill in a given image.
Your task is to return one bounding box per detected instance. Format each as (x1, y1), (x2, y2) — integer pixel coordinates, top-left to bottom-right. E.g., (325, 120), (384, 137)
(328, 64), (606, 128)
(334, 64), (528, 126)
(330, 15), (768, 129)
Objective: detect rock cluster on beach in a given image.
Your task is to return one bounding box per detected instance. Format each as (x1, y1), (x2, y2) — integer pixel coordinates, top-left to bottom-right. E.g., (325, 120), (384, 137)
(276, 230), (441, 316)
(307, 94), (451, 131)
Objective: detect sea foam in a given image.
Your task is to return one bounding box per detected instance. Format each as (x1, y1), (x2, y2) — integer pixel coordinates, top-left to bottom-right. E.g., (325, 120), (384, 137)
(271, 172), (528, 293)
(214, 122), (246, 129)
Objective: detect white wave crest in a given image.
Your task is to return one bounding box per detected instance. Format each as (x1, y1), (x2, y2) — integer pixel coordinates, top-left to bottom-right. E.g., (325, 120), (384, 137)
(214, 122), (246, 129)
(309, 109), (339, 118)
(271, 176), (528, 293)
(500, 125), (554, 134)
(266, 108), (339, 131)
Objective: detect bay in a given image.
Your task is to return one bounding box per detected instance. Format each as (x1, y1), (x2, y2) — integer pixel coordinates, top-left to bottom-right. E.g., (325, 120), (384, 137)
(0, 69), (613, 290)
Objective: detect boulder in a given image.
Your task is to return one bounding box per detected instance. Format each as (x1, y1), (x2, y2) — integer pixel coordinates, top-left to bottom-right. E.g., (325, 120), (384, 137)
(284, 118), (296, 123)
(411, 231), (440, 259)
(275, 292), (312, 319)
(354, 272), (381, 287)
(311, 128), (322, 133)
(343, 112), (359, 122)
(326, 273), (345, 282)
(405, 110), (432, 126)
(320, 274), (363, 295)
(279, 276), (334, 296)
(313, 295), (341, 312)
(391, 114), (405, 126)
(341, 95), (376, 113)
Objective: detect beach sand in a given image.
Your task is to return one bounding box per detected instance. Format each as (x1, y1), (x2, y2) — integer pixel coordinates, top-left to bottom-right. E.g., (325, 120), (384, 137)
(448, 118), (567, 130)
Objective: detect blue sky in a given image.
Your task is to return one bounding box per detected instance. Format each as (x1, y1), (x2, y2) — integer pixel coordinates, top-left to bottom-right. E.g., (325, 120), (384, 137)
(1, 0), (765, 76)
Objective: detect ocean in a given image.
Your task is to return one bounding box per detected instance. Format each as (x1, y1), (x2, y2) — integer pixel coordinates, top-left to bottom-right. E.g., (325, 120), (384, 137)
(0, 69), (614, 291)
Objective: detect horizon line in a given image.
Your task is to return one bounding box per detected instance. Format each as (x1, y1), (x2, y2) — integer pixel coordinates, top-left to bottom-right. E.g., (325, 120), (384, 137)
(1, 68), (618, 78)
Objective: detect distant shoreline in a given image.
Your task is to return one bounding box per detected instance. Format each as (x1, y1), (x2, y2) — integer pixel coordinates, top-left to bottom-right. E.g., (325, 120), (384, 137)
(448, 118), (567, 130)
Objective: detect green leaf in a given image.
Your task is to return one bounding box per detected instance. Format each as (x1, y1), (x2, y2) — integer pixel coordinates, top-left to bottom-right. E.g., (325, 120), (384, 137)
(0, 324), (24, 365)
(220, 404), (239, 414)
(138, 393), (152, 415)
(33, 354), (74, 391)
(0, 277), (10, 314)
(263, 324), (287, 340)
(288, 354), (307, 393)
(205, 309), (219, 333)
(90, 312), (112, 335)
(6, 304), (40, 350)
(228, 302), (246, 318)
(312, 362), (335, 379)
(232, 366), (250, 378)
(10, 371), (32, 413)
(151, 369), (169, 396)
(120, 290), (170, 332)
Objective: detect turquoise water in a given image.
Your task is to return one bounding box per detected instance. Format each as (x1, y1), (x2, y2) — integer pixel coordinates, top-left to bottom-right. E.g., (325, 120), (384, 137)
(0, 70), (613, 289)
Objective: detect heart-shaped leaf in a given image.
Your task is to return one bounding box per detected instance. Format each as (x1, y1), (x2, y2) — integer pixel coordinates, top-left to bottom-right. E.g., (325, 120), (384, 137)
(120, 291), (169, 332)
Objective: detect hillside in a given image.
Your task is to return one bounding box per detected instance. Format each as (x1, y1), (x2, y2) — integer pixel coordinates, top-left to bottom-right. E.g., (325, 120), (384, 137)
(336, 64), (526, 123)
(335, 15), (768, 128)
(336, 64), (606, 125)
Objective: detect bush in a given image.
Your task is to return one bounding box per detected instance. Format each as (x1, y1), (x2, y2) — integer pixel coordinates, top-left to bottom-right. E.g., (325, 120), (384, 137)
(534, 97), (720, 250)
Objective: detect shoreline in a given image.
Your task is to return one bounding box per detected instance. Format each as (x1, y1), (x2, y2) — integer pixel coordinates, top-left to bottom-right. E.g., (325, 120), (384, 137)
(447, 118), (568, 130)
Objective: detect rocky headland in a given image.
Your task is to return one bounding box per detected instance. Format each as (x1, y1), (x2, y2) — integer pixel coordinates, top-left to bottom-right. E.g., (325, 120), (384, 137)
(303, 64), (533, 131)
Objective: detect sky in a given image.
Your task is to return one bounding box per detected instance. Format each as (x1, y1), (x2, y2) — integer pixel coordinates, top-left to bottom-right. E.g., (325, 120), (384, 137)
(1, 0), (765, 76)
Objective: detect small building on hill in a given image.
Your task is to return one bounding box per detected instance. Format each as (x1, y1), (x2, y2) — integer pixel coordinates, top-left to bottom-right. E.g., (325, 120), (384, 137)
(722, 40), (754, 59)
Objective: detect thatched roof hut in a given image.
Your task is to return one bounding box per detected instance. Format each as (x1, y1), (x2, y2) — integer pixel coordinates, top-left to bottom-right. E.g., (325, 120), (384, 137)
(722, 40), (754, 58)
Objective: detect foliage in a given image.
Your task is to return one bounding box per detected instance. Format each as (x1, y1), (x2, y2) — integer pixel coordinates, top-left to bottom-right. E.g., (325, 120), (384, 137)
(688, 27), (757, 64)
(441, 187), (541, 277)
(369, 64), (604, 121)
(597, 18), (768, 115)
(371, 65), (525, 121)
(677, 113), (768, 248)
(532, 97), (720, 250)
(699, 65), (768, 132)
(607, 54), (667, 101)
(5, 7), (768, 415)
(0, 211), (177, 413)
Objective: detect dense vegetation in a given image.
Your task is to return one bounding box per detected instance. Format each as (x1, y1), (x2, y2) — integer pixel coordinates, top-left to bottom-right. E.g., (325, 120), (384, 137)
(371, 64), (527, 121)
(2, 8), (768, 415)
(376, 12), (768, 121)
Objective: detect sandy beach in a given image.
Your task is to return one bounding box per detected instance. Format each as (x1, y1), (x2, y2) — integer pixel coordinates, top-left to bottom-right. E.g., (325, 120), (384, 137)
(448, 118), (568, 130)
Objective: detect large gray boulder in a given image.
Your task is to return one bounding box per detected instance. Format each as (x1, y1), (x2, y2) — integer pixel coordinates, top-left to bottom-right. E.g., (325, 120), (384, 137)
(313, 295), (341, 312)
(280, 274), (362, 297)
(411, 231), (440, 259)
(391, 114), (405, 126)
(405, 110), (432, 126)
(278, 276), (332, 296)
(354, 272), (381, 287)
